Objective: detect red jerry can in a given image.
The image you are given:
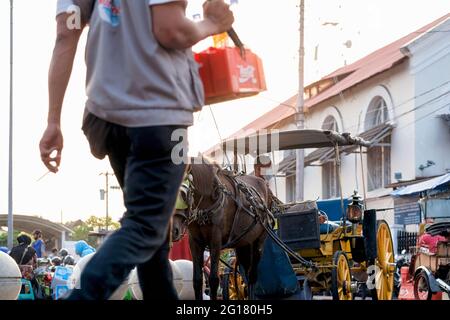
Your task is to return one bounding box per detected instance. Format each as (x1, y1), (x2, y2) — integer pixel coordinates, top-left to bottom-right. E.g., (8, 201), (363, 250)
(398, 266), (415, 300)
(194, 47), (267, 104)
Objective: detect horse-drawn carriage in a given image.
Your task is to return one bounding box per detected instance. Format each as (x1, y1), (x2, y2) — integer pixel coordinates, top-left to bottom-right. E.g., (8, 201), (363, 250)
(174, 129), (395, 300)
(275, 198), (393, 300)
(219, 129), (395, 300)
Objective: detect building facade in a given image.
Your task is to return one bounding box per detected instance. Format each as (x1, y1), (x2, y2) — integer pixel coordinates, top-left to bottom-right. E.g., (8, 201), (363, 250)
(205, 14), (450, 234)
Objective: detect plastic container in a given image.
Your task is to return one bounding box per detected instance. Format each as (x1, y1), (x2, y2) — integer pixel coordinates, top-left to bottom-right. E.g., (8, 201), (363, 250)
(400, 266), (410, 284)
(194, 47), (266, 104)
(52, 266), (73, 299)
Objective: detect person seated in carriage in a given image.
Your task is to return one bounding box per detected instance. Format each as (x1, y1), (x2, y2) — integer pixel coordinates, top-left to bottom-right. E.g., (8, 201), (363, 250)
(254, 155), (272, 179)
(318, 212), (340, 234)
(317, 191), (363, 234)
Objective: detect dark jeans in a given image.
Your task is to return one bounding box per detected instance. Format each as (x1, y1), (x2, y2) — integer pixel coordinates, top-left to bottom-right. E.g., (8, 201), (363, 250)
(68, 113), (187, 300)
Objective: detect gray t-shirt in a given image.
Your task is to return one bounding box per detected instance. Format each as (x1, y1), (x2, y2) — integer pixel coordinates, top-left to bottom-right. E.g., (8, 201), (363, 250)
(57, 0), (204, 127)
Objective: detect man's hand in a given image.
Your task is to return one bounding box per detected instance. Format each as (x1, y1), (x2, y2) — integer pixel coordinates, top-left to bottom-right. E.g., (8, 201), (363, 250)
(151, 0), (234, 50)
(202, 0), (234, 35)
(39, 124), (63, 173)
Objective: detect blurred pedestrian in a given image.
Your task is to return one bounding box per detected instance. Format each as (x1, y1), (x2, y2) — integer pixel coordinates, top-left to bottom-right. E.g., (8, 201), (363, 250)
(9, 234), (38, 280)
(10, 234), (37, 266)
(39, 0), (234, 300)
(49, 248), (59, 259)
(32, 230), (46, 258)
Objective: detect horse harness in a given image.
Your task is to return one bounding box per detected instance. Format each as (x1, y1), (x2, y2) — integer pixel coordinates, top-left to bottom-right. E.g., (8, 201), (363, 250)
(185, 170), (274, 249)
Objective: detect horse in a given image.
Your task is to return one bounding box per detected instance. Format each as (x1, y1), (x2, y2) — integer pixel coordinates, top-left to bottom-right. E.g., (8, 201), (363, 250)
(172, 159), (273, 300)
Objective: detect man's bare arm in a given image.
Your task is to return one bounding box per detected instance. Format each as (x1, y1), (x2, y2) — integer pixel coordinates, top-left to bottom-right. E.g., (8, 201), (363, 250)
(47, 14), (85, 125)
(151, 0), (234, 50)
(40, 14), (85, 173)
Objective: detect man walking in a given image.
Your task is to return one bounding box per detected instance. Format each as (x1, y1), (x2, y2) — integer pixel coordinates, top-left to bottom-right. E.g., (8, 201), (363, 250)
(39, 0), (234, 300)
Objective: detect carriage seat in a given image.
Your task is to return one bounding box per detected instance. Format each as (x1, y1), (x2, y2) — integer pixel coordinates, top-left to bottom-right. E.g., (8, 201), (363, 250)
(319, 220), (352, 234)
(319, 221), (340, 234)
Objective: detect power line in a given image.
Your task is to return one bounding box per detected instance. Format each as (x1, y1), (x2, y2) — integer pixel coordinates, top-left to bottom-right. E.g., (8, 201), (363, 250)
(319, 80), (450, 132)
(412, 30), (450, 33)
(208, 106), (231, 166)
(393, 90), (450, 122)
(256, 78), (450, 132)
(336, 80), (450, 132)
(340, 89), (450, 135)
(395, 101), (450, 132)
(208, 106), (224, 142)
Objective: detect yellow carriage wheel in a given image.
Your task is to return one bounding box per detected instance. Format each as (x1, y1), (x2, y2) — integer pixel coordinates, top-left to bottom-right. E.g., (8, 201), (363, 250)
(331, 251), (353, 300)
(225, 272), (247, 300)
(372, 220), (395, 300)
(222, 265), (247, 300)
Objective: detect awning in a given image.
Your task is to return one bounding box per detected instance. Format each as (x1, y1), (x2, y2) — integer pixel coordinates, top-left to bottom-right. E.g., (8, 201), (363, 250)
(386, 176), (440, 189)
(391, 173), (450, 196)
(277, 153), (296, 174)
(221, 129), (370, 156)
(277, 122), (394, 174)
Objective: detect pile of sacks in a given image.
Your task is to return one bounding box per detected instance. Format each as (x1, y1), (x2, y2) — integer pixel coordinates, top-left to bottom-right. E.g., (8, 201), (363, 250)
(69, 253), (205, 300)
(0, 251), (22, 300)
(0, 250), (204, 300)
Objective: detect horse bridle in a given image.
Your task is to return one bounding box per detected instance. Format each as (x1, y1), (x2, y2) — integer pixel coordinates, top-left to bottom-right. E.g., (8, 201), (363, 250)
(183, 167), (275, 246)
(185, 170), (228, 226)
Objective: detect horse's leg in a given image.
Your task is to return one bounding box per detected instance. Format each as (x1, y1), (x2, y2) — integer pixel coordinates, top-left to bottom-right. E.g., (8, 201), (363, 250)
(247, 236), (266, 299)
(208, 228), (222, 300)
(235, 246), (252, 298)
(189, 236), (205, 300)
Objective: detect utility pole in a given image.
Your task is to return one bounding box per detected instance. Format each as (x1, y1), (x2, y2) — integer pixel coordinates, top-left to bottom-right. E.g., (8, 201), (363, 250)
(295, 0), (305, 202)
(7, 0), (14, 249)
(100, 172), (114, 232)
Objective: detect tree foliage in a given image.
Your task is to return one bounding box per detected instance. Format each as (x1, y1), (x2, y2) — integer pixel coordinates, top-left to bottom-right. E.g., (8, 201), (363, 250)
(0, 230), (33, 247)
(85, 216), (120, 231)
(65, 215), (120, 248)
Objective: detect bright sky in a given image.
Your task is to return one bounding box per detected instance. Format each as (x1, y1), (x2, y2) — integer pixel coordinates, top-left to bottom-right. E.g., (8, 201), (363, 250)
(0, 0), (448, 224)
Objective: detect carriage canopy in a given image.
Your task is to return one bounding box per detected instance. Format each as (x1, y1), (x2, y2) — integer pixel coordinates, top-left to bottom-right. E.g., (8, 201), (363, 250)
(220, 129), (370, 156)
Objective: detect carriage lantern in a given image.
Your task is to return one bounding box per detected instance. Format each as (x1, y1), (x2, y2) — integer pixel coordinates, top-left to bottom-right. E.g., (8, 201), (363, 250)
(346, 191), (364, 223)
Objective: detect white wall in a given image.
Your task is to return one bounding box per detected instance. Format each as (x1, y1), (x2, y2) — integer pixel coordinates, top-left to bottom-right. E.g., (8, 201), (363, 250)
(304, 62), (416, 200)
(406, 19), (450, 177)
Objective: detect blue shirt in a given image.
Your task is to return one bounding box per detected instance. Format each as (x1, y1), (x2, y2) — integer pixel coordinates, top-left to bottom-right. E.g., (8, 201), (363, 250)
(32, 239), (45, 258)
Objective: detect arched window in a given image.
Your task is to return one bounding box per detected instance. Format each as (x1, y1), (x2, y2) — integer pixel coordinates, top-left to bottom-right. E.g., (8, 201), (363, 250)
(365, 96), (389, 129)
(322, 115), (339, 132)
(365, 97), (391, 191)
(322, 116), (340, 199)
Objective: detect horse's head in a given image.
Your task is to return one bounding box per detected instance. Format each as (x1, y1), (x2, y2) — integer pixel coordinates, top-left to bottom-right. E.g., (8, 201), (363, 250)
(187, 157), (221, 199)
(171, 158), (224, 241)
(172, 209), (188, 242)
(171, 176), (192, 242)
